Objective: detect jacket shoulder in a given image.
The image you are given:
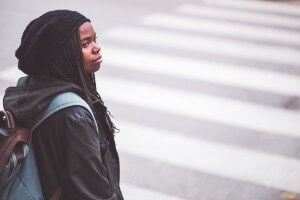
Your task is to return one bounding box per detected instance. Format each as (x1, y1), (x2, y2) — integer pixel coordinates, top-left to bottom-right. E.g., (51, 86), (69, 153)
(40, 106), (94, 129)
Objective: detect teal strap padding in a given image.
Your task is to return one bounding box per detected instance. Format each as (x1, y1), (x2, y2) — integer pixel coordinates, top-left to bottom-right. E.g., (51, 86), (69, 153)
(31, 92), (98, 132)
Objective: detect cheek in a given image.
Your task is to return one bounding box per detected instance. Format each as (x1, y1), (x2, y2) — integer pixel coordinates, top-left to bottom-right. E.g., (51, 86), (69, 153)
(81, 49), (95, 73)
(82, 49), (89, 64)
(81, 49), (91, 73)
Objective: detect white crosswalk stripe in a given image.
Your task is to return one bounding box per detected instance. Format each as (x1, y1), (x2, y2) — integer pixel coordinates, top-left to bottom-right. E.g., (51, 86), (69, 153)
(121, 183), (187, 200)
(140, 13), (300, 46)
(1, 0), (300, 199)
(0, 65), (26, 83)
(176, 3), (300, 29)
(103, 26), (300, 66)
(201, 0), (300, 15)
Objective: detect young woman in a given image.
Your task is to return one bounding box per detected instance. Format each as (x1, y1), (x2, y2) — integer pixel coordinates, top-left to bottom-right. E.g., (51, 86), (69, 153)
(3, 10), (123, 199)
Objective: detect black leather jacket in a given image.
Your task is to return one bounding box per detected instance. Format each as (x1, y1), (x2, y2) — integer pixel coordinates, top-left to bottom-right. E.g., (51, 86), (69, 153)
(3, 76), (123, 200)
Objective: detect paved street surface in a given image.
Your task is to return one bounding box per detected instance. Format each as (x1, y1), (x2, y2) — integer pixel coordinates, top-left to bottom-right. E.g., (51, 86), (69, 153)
(1, 0), (300, 199)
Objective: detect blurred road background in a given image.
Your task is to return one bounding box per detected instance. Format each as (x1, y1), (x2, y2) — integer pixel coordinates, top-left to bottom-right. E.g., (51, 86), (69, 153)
(1, 0), (300, 199)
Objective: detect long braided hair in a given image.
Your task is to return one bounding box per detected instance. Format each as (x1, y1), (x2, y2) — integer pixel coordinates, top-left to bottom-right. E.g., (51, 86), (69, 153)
(42, 29), (118, 134)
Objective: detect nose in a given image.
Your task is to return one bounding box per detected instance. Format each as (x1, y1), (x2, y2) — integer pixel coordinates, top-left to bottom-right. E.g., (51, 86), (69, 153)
(93, 42), (101, 54)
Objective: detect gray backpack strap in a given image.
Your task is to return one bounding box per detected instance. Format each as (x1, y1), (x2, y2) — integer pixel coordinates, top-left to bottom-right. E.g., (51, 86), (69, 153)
(31, 92), (98, 132)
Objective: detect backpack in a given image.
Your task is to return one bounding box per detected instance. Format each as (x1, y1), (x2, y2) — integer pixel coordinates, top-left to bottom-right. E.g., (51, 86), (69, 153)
(0, 92), (98, 200)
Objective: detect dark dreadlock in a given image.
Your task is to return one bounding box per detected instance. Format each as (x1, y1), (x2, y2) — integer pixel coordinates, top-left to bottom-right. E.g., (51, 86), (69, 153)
(42, 29), (118, 134)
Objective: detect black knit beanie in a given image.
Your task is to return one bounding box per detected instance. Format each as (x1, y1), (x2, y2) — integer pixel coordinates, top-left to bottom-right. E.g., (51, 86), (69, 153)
(16, 10), (90, 75)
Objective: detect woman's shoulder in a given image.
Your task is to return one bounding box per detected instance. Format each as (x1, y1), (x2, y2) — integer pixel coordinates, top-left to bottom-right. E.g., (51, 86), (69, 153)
(44, 106), (94, 128)
(58, 105), (93, 122)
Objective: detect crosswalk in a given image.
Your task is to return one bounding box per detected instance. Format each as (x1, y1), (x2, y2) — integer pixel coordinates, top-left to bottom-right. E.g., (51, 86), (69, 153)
(1, 0), (300, 199)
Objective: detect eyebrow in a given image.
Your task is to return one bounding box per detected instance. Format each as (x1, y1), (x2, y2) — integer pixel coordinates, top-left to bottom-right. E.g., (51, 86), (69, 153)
(80, 36), (93, 42)
(80, 33), (97, 42)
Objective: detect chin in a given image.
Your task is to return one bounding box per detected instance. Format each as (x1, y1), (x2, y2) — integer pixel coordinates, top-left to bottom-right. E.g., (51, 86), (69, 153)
(94, 64), (101, 72)
(85, 64), (100, 73)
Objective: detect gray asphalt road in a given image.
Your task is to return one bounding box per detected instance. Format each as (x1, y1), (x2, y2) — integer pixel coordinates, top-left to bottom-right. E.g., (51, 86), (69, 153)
(1, 0), (300, 200)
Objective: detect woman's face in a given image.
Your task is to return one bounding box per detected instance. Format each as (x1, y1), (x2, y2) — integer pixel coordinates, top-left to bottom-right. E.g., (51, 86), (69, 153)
(79, 22), (102, 73)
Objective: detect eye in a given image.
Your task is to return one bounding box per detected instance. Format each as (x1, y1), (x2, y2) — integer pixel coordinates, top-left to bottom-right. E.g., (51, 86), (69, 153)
(94, 36), (98, 42)
(81, 42), (89, 48)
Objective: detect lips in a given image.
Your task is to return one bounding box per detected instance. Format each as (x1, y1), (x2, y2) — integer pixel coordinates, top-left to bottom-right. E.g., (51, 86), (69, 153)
(91, 55), (102, 63)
